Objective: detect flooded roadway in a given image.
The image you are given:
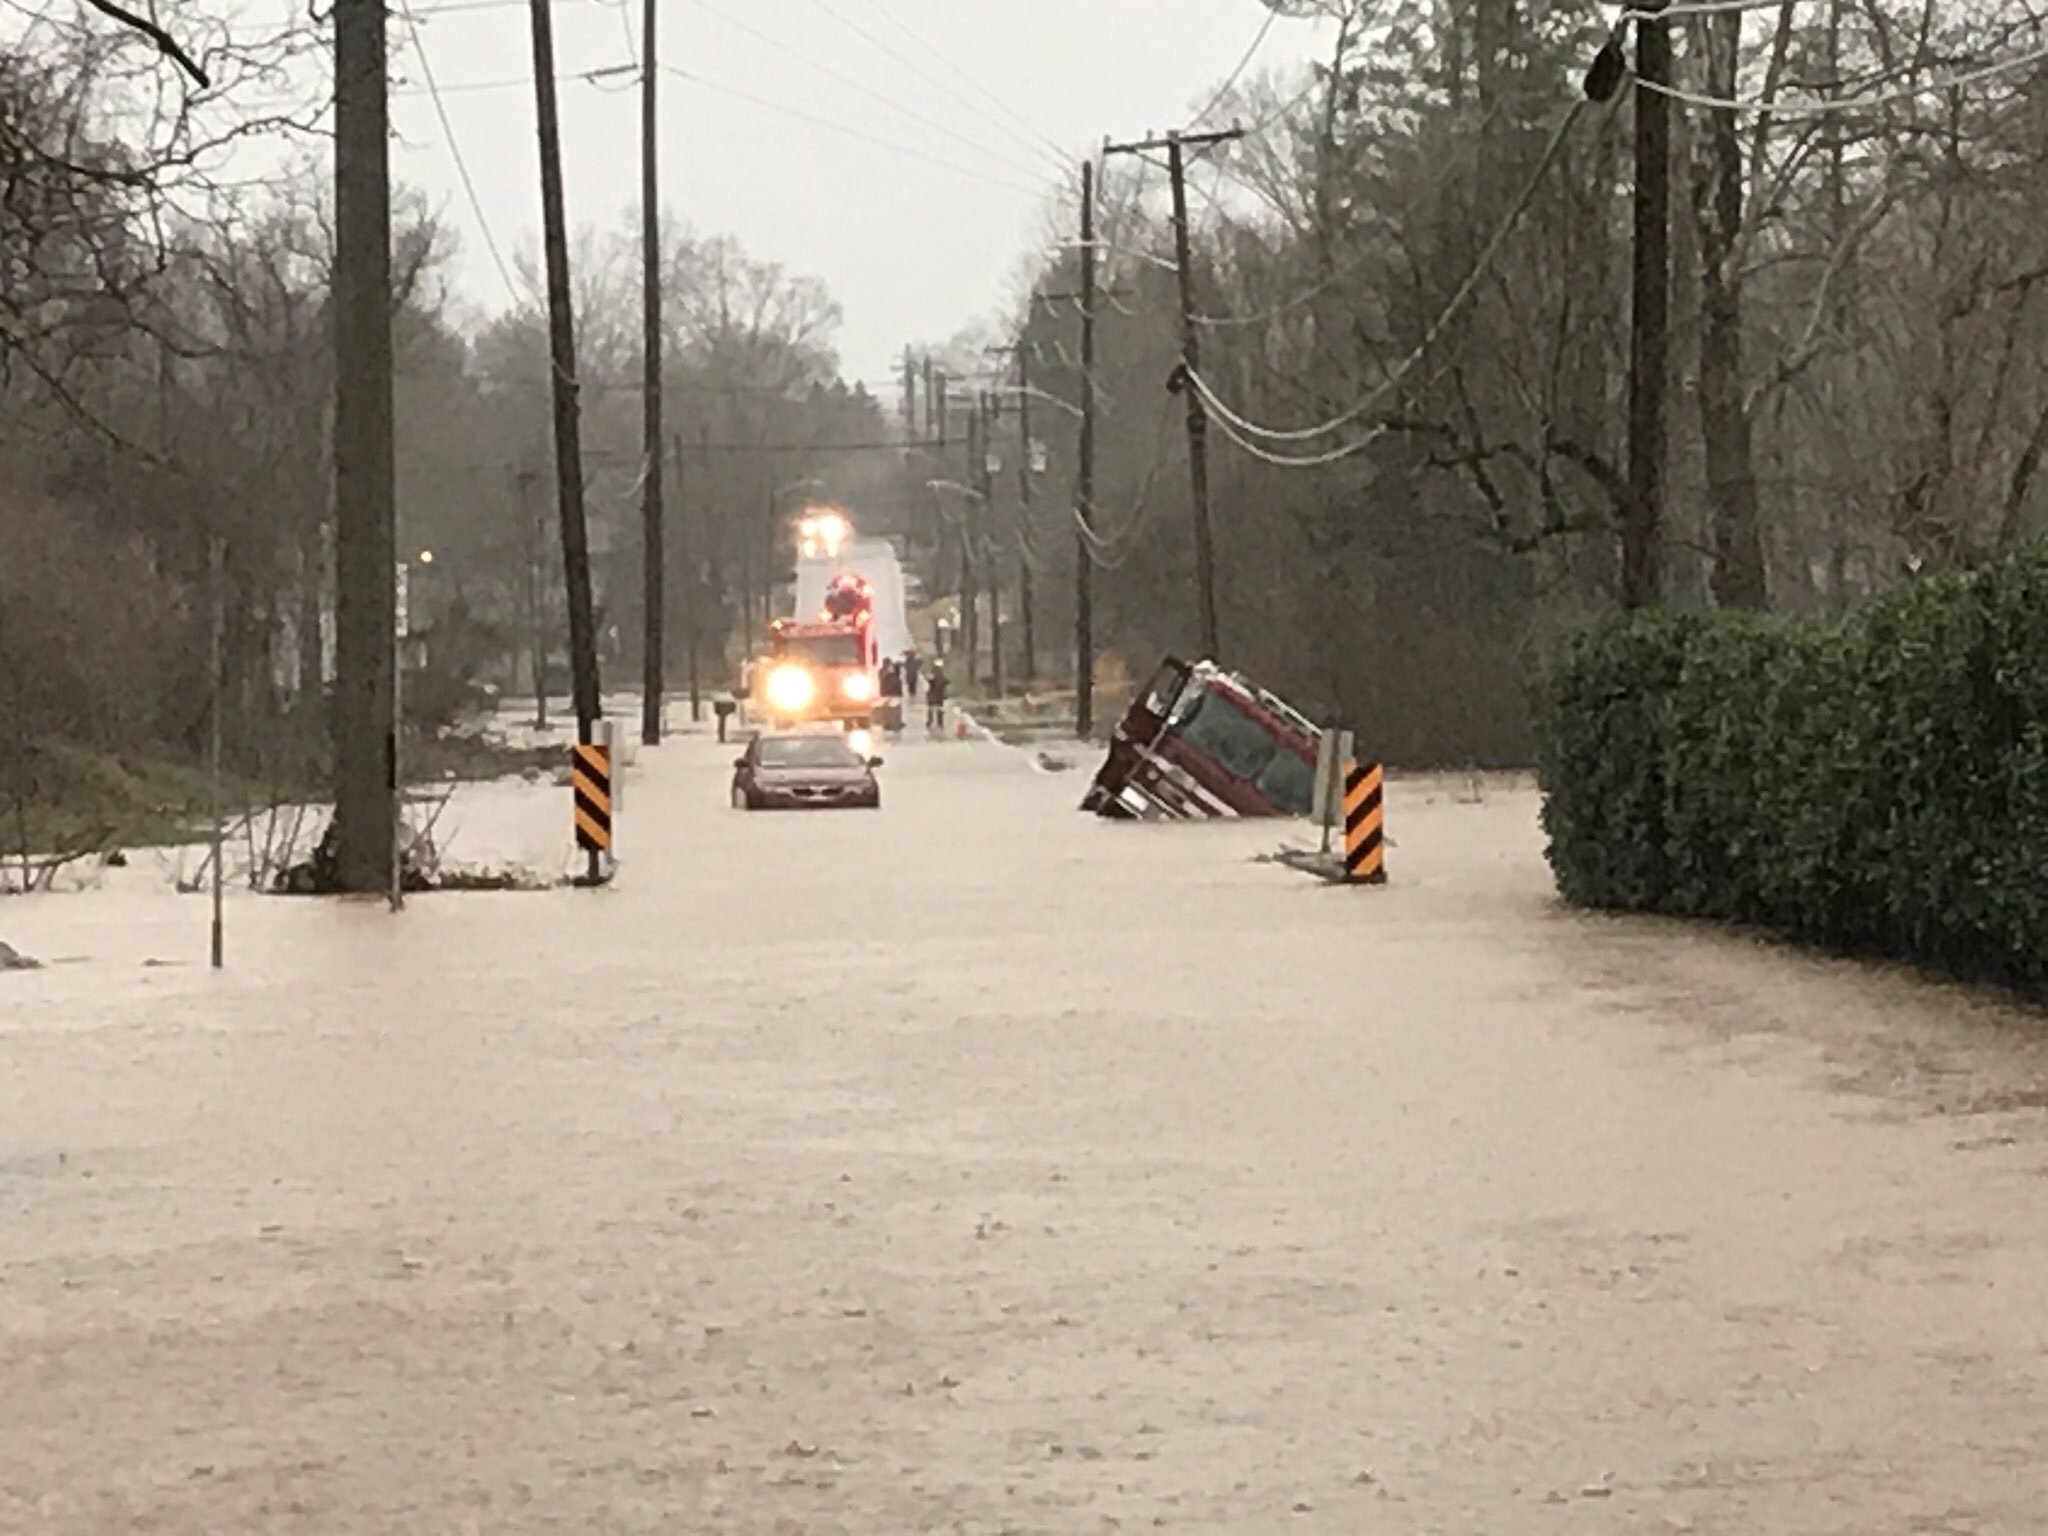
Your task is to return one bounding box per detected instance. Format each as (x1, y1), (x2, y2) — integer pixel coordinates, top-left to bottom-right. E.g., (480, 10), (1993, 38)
(3, 733), (2047, 1533)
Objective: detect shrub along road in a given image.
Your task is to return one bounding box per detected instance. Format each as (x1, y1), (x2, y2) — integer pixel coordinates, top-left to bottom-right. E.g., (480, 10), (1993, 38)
(1538, 539), (2048, 995)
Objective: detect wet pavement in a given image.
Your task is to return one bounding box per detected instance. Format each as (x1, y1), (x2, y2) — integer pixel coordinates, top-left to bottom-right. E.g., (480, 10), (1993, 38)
(4, 730), (2047, 1532)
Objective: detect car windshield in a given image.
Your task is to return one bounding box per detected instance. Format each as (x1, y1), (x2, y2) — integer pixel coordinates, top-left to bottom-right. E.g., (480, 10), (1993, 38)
(1170, 687), (1278, 783)
(780, 633), (864, 666)
(758, 736), (861, 769)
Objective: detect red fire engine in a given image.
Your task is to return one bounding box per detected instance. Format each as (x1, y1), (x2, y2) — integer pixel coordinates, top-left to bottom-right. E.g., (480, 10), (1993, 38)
(750, 574), (879, 728)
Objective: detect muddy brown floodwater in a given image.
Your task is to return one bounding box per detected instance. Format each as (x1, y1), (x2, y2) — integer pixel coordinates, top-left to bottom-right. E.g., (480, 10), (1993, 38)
(5, 739), (2048, 1533)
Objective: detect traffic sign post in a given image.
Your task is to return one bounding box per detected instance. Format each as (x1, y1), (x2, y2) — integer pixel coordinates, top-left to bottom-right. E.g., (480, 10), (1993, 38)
(572, 718), (614, 886)
(1313, 728), (1353, 856)
(1343, 759), (1387, 885)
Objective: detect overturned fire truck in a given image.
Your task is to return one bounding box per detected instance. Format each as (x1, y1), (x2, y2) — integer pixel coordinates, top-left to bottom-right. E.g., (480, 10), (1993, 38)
(1080, 657), (1323, 820)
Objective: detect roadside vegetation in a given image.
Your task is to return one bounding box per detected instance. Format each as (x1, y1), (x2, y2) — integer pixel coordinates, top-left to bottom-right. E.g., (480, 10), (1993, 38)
(1536, 538), (2048, 994)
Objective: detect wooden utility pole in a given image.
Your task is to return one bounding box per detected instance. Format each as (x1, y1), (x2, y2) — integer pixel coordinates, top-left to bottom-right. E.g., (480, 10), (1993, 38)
(961, 401), (982, 684)
(1016, 348), (1037, 687)
(986, 340), (1038, 686)
(1074, 159), (1098, 736)
(980, 389), (1004, 697)
(1025, 161), (1106, 734)
(528, 0), (603, 738)
(671, 434), (702, 721)
(638, 0), (664, 746)
(331, 0), (397, 894)
(1625, 6), (1671, 607)
(1104, 125), (1241, 661)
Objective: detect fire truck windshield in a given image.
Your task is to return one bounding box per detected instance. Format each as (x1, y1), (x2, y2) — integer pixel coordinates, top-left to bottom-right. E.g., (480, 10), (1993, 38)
(1171, 687), (1315, 816)
(779, 633), (864, 667)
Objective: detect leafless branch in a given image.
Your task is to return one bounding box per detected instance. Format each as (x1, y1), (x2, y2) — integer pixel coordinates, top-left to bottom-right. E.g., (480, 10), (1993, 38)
(77, 0), (209, 89)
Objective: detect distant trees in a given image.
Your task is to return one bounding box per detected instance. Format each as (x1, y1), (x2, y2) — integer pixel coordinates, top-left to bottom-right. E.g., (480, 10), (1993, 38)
(992, 0), (2048, 764)
(2, 14), (892, 787)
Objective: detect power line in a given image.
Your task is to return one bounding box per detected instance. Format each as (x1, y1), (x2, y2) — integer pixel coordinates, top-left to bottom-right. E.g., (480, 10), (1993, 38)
(679, 0), (1056, 187)
(1194, 213), (1405, 329)
(688, 435), (950, 452)
(393, 3), (526, 304)
(800, 0), (1075, 186)
(1115, 66), (1325, 227)
(660, 64), (1056, 198)
(1622, 0), (1818, 17)
(1073, 390), (1182, 570)
(606, 0), (640, 67)
(1185, 100), (1597, 465)
(406, 0), (604, 12)
(1190, 6), (1279, 127)
(860, 0), (1077, 171)
(1634, 38), (2048, 114)
(386, 49), (1061, 198)
(388, 63), (636, 98)
(456, 370), (906, 396)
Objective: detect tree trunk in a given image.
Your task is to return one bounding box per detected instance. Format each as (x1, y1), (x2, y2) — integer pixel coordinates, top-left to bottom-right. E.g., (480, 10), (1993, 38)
(1692, 9), (1767, 608)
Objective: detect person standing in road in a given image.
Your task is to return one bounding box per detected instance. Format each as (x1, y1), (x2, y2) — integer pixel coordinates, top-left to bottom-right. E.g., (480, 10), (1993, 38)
(925, 660), (948, 732)
(903, 649), (921, 699)
(878, 658), (904, 734)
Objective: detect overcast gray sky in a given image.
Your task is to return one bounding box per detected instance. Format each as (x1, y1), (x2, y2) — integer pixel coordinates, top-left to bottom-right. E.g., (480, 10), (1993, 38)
(389, 0), (1334, 389)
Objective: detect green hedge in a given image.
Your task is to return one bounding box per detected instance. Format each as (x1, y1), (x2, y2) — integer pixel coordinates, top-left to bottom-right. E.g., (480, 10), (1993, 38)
(1533, 543), (2048, 993)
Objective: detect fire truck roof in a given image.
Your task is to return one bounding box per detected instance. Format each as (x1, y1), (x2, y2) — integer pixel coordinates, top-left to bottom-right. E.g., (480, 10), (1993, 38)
(772, 619), (853, 634)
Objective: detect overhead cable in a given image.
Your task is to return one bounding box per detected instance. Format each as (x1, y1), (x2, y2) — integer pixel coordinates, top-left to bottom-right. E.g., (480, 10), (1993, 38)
(662, 64), (1058, 199)
(1190, 6), (1279, 127)
(1184, 99), (1590, 457)
(861, 0), (1078, 172)
(1074, 392), (1182, 567)
(799, 0), (1075, 185)
(681, 0), (1057, 188)
(394, 3), (533, 303)
(1632, 40), (2048, 114)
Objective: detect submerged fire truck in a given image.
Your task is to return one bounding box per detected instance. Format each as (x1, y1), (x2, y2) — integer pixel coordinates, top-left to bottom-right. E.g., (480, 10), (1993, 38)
(750, 573), (880, 731)
(1080, 657), (1322, 820)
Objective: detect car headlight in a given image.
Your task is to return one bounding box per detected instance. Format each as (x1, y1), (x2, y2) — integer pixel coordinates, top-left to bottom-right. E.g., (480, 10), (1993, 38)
(766, 665), (815, 712)
(842, 672), (876, 702)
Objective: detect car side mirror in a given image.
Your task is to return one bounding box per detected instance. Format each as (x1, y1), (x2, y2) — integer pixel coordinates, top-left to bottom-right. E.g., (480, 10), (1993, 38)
(867, 756), (884, 769)
(733, 757), (748, 770)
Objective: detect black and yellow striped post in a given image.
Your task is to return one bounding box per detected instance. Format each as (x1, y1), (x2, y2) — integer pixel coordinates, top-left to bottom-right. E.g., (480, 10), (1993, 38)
(571, 720), (613, 884)
(1342, 759), (1386, 885)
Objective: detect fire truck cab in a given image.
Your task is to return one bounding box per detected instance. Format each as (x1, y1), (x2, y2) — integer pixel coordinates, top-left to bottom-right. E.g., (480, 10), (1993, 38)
(1080, 657), (1321, 820)
(749, 575), (880, 731)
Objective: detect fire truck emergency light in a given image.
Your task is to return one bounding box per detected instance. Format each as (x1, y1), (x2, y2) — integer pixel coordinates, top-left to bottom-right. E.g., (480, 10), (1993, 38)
(798, 509), (850, 558)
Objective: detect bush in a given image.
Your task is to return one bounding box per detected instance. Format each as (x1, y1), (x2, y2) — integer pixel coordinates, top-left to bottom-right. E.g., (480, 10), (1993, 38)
(1533, 541), (2048, 994)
